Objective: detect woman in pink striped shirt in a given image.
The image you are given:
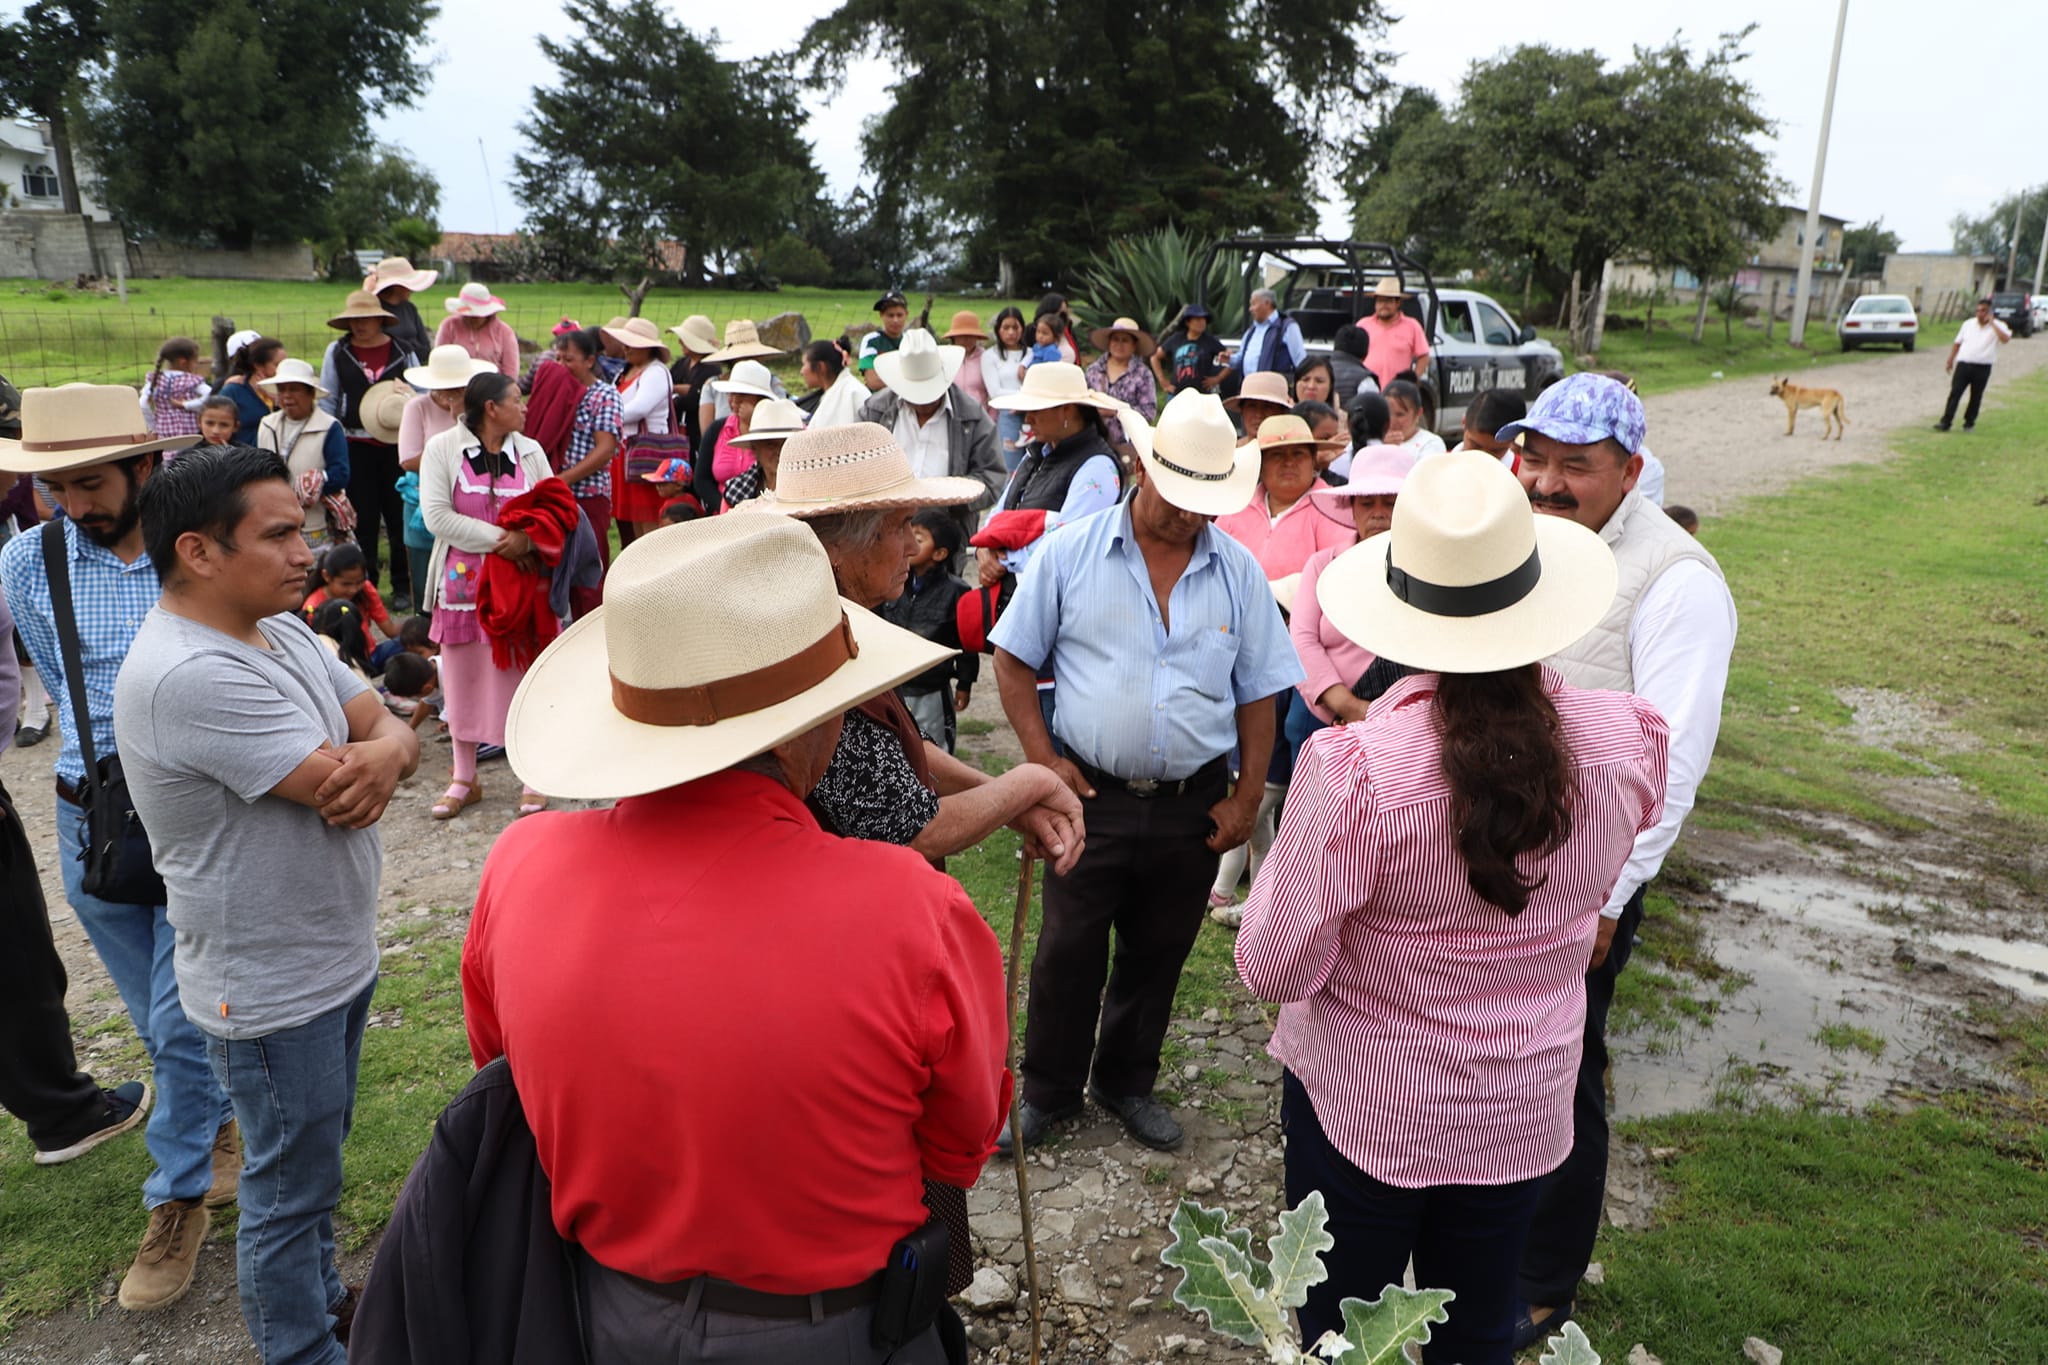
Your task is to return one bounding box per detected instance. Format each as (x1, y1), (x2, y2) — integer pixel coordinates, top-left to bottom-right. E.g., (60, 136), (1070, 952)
(1236, 451), (1669, 1363)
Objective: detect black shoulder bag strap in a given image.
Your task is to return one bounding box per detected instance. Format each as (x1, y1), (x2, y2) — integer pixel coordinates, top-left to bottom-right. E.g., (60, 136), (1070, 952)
(40, 518), (98, 782)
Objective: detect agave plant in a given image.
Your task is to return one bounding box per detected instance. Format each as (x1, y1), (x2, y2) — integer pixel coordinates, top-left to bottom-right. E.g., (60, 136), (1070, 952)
(1070, 225), (1250, 340)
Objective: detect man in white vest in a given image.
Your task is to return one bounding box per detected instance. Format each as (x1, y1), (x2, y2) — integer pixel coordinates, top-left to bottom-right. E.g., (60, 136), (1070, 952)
(1499, 373), (1737, 1348)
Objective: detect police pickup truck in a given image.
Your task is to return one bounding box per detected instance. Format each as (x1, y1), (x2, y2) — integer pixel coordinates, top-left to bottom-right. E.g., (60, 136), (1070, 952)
(1197, 238), (1564, 437)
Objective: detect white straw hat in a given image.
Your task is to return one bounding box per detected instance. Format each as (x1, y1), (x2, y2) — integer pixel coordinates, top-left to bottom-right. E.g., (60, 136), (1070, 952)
(601, 316), (671, 360)
(363, 256), (438, 294)
(1315, 450), (1616, 674)
(669, 314), (719, 355)
(359, 380), (411, 444)
(1223, 370), (1293, 411)
(0, 383), (200, 474)
(984, 361), (1120, 413)
(257, 357), (330, 397)
(444, 281), (507, 318)
(507, 516), (952, 799)
(404, 344), (497, 391)
(1122, 389), (1260, 517)
(872, 328), (964, 405)
(748, 422), (986, 519)
(704, 319), (784, 363)
(730, 397), (807, 446)
(710, 359), (777, 401)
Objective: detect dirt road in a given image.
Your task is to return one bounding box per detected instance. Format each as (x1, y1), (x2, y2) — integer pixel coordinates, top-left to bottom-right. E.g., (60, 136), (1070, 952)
(5, 336), (2047, 1363)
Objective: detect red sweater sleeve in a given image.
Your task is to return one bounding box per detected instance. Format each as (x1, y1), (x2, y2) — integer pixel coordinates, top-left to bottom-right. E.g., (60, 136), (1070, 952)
(914, 885), (1012, 1188)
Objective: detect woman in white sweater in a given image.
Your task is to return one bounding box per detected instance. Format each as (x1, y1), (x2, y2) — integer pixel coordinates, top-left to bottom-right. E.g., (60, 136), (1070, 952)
(603, 318), (674, 547)
(981, 306), (1031, 469)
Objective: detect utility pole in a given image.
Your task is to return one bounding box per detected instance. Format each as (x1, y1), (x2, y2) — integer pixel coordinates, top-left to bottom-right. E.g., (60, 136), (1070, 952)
(1789, 0), (1850, 348)
(2008, 197), (2025, 290)
(2034, 198), (2048, 299)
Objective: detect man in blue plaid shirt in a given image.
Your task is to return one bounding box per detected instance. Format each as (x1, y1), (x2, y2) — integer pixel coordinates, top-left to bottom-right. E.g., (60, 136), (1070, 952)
(0, 383), (235, 1315)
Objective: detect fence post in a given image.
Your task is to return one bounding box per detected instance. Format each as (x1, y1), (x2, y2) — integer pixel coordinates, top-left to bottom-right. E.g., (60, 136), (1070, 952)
(1767, 280), (1779, 339)
(210, 316), (236, 387)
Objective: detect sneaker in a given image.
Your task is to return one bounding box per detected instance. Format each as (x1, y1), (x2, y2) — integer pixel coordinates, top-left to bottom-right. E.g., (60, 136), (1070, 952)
(117, 1199), (209, 1311)
(33, 1081), (152, 1166)
(204, 1118), (240, 1208)
(1209, 903), (1243, 928)
(476, 743), (506, 763)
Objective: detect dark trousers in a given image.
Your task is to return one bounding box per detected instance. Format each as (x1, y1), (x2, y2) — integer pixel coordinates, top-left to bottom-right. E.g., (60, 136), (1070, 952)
(0, 782), (104, 1146)
(1941, 361), (1992, 428)
(347, 439), (411, 597)
(1021, 763), (1225, 1108)
(1284, 1072), (1542, 1364)
(571, 493), (612, 621)
(1517, 886), (1646, 1307)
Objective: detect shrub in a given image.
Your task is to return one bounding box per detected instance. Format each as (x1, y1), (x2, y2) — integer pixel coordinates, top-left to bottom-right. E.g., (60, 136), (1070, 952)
(1072, 224), (1249, 340)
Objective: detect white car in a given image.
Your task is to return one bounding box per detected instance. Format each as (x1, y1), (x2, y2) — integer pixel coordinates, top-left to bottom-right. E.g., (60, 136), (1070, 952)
(1838, 294), (1919, 352)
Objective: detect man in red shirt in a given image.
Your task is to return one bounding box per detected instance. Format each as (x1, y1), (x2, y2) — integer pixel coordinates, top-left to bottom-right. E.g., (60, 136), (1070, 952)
(462, 514), (1011, 1362)
(1356, 277), (1432, 391)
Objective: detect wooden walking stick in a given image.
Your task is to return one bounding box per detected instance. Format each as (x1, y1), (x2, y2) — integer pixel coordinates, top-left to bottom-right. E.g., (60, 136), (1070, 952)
(1006, 852), (1044, 1365)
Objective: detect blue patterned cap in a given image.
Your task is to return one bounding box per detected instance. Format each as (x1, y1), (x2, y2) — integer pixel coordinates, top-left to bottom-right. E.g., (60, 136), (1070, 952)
(1496, 373), (1645, 452)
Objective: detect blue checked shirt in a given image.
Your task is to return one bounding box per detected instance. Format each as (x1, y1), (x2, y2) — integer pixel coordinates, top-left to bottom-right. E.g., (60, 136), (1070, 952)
(0, 518), (162, 787)
(990, 502), (1303, 781)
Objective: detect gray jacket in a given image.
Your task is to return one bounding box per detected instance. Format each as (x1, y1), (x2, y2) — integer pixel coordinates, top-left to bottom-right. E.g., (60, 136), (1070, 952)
(857, 385), (1006, 536)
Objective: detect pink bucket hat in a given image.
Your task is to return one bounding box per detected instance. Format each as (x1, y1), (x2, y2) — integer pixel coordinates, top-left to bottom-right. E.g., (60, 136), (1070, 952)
(1310, 445), (1417, 524)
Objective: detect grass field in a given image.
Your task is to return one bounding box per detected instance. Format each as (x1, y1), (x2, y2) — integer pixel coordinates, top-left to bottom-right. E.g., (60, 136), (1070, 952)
(0, 278), (1031, 389)
(1541, 302), (1913, 397)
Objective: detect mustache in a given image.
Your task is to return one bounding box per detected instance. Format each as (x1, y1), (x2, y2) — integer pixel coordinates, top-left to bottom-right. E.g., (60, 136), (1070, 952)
(1528, 492), (1579, 510)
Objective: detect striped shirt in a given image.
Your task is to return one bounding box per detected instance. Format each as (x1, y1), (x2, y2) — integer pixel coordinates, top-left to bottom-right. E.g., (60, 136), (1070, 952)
(0, 517), (162, 787)
(1236, 668), (1667, 1188)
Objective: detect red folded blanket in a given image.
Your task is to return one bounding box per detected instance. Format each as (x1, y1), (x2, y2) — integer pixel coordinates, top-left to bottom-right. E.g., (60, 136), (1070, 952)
(968, 508), (1050, 552)
(476, 477), (578, 671)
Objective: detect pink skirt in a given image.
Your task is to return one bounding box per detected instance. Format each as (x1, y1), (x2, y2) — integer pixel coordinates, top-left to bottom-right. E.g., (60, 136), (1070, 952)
(438, 637), (526, 746)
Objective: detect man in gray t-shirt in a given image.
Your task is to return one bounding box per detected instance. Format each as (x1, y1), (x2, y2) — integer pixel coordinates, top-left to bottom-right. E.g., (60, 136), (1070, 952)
(116, 447), (419, 1365)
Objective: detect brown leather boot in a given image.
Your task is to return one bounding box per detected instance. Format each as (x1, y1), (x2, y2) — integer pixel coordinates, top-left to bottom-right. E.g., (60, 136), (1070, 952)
(117, 1199), (210, 1311)
(204, 1118), (241, 1208)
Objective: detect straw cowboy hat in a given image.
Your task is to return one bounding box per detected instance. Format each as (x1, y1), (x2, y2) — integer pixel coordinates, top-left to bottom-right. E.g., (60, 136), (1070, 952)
(669, 314), (720, 356)
(1370, 276), (1413, 301)
(1122, 389), (1260, 518)
(601, 316), (671, 360)
(1223, 370), (1293, 412)
(359, 380), (412, 444)
(730, 397), (807, 446)
(710, 359), (777, 401)
(985, 361), (1119, 414)
(444, 282), (507, 318)
(1310, 444), (1417, 525)
(873, 329), (964, 406)
(328, 289), (397, 330)
(404, 344), (497, 391)
(256, 357), (330, 397)
(1253, 414), (1322, 454)
(1087, 316), (1157, 358)
(1315, 449), (1615, 675)
(505, 515), (951, 800)
(749, 422), (985, 519)
(941, 310), (990, 343)
(0, 383), (200, 474)
(704, 319), (783, 363)
(363, 256), (439, 294)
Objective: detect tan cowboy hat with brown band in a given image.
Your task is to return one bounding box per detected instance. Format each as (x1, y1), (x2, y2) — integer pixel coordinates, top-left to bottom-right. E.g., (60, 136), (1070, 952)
(984, 361), (1120, 414)
(506, 514), (951, 800)
(1371, 276), (1412, 301)
(601, 316), (672, 360)
(363, 256), (439, 294)
(1253, 414), (1323, 453)
(669, 314), (720, 355)
(1087, 317), (1157, 358)
(1316, 450), (1615, 674)
(0, 383), (200, 475)
(747, 422), (986, 519)
(704, 319), (784, 363)
(328, 290), (398, 330)
(1122, 389), (1260, 518)
(941, 310), (990, 342)
(359, 379), (412, 444)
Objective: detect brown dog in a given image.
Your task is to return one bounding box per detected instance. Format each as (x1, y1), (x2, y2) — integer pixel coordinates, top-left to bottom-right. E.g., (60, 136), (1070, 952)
(1769, 377), (1848, 439)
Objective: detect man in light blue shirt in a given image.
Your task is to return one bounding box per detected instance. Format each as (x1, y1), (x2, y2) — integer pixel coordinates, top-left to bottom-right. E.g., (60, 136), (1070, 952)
(1235, 289), (1307, 382)
(991, 389), (1301, 1155)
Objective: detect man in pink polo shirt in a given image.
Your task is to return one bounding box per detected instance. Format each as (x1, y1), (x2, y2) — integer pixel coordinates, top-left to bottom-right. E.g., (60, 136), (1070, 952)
(1357, 278), (1431, 391)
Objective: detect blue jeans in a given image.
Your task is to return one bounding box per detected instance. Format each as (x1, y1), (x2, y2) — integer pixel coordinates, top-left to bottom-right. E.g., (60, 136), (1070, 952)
(57, 796), (227, 1209)
(207, 978), (374, 1365)
(1283, 690), (1329, 771)
(999, 411), (1026, 469)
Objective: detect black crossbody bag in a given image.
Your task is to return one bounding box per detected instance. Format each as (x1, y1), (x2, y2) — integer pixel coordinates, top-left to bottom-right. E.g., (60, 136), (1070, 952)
(42, 518), (167, 906)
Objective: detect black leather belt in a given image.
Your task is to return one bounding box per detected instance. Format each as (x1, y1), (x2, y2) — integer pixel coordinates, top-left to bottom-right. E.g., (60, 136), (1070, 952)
(623, 1269), (884, 1320)
(1071, 756), (1226, 799)
(55, 776), (82, 806)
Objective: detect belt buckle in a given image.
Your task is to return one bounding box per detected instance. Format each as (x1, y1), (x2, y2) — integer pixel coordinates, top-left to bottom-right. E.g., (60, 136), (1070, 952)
(1125, 778), (1160, 798)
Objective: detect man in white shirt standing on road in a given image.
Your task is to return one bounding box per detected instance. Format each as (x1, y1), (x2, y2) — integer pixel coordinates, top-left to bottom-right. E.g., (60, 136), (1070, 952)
(1936, 296), (2011, 433)
(1498, 373), (1737, 1351)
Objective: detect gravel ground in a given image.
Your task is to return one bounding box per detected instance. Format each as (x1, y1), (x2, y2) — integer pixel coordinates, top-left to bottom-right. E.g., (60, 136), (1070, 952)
(6, 336), (2047, 1362)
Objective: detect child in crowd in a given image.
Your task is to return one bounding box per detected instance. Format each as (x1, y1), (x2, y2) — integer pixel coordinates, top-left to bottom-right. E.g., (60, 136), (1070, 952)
(1452, 388), (1527, 469)
(308, 599), (375, 683)
(1666, 504), (1699, 536)
(879, 509), (978, 752)
(1026, 315), (1065, 369)
(141, 336), (210, 438)
(660, 500), (702, 526)
(302, 543), (399, 663)
(1326, 390), (1391, 481)
(382, 649), (443, 731)
(398, 613), (437, 659)
(195, 395), (241, 449)
(643, 456), (704, 524)
(1292, 399), (1345, 485)
(1382, 379), (1447, 458)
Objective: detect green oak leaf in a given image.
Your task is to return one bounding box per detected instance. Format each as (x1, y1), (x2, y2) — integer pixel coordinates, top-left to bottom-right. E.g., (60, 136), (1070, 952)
(1160, 1200), (1288, 1348)
(1333, 1284), (1456, 1364)
(1538, 1320), (1602, 1365)
(1163, 1199), (1270, 1290)
(1265, 1189), (1336, 1309)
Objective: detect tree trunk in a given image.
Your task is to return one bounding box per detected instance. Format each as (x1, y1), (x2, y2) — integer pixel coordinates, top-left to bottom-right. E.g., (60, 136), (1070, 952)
(210, 316), (237, 387)
(1565, 269), (1582, 351)
(47, 107), (82, 217)
(1691, 283), (1711, 344)
(618, 275), (653, 318)
(1583, 259), (1613, 356)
